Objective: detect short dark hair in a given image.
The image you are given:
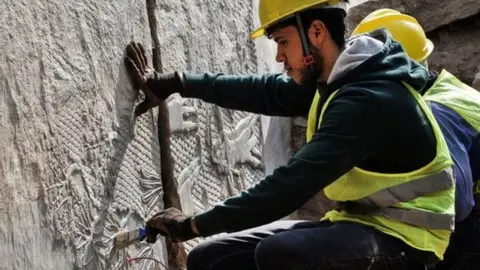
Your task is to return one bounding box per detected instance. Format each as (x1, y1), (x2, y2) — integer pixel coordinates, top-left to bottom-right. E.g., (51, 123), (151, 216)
(265, 7), (347, 49)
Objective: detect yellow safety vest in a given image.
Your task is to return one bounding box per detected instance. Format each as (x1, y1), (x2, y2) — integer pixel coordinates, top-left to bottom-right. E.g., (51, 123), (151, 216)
(423, 69), (480, 193)
(306, 83), (455, 260)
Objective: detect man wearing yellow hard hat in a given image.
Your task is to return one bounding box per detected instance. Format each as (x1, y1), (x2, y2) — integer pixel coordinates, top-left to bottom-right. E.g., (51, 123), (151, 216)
(124, 0), (456, 269)
(352, 8), (480, 270)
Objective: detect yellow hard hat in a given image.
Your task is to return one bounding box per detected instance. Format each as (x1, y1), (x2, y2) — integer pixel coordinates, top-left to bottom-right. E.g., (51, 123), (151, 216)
(251, 0), (348, 39)
(351, 8), (433, 63)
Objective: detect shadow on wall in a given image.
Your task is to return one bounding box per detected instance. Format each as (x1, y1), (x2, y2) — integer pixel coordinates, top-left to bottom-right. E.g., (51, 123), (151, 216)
(112, 51), (137, 195)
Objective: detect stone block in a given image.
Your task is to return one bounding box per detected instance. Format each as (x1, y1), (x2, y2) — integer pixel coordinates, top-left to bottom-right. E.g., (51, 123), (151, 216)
(347, 0), (480, 34)
(427, 14), (480, 86)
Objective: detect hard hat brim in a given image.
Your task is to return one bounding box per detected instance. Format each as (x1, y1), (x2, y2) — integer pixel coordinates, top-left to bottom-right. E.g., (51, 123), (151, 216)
(250, 1), (347, 39)
(420, 39), (434, 62)
(251, 28), (265, 39)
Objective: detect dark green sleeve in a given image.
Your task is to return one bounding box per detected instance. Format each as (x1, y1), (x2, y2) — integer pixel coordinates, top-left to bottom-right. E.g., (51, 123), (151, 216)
(182, 73), (316, 117)
(193, 88), (389, 236)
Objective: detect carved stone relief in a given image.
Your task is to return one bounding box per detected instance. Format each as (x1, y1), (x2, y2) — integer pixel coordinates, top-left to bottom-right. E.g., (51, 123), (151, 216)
(1, 0), (269, 269)
(0, 1), (170, 269)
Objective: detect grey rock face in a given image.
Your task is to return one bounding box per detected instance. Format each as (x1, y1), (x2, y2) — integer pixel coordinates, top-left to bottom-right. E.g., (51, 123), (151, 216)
(427, 14), (480, 87)
(346, 1), (480, 87)
(347, 0), (480, 33)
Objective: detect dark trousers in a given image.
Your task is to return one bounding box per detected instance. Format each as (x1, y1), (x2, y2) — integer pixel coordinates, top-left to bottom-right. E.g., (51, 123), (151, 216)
(432, 214), (480, 270)
(186, 220), (430, 270)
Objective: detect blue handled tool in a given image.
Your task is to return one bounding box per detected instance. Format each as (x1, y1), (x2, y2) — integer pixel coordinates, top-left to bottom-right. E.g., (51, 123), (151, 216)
(113, 227), (148, 249)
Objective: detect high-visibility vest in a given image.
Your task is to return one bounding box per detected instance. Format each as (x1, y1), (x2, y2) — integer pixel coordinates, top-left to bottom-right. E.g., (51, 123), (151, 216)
(306, 82), (455, 260)
(423, 69), (480, 193)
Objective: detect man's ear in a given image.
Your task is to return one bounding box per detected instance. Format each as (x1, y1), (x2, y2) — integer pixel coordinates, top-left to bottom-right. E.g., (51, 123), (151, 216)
(308, 20), (327, 47)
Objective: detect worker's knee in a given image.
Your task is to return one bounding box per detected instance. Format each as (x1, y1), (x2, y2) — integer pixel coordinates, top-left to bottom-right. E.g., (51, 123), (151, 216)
(255, 233), (300, 269)
(186, 242), (209, 270)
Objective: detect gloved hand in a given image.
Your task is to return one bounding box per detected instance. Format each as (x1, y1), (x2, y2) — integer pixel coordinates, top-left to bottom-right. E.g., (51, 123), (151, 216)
(145, 207), (199, 243)
(124, 42), (184, 116)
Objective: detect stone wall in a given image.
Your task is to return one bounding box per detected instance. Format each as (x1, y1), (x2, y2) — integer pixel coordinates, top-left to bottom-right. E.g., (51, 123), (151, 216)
(427, 14), (480, 87)
(0, 1), (272, 269)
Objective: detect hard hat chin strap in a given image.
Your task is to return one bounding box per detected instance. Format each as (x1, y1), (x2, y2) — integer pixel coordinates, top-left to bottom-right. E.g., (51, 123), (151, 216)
(295, 13), (315, 72)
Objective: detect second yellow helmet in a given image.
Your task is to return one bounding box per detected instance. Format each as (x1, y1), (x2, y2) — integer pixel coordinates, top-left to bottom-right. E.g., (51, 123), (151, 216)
(351, 8), (434, 63)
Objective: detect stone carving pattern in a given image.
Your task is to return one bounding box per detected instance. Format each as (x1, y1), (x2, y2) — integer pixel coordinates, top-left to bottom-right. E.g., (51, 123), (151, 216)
(44, 83), (167, 269)
(1, 1), (171, 269)
(168, 98), (264, 251)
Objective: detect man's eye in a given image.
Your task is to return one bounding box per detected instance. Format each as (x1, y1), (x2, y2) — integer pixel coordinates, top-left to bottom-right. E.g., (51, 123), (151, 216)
(279, 40), (287, 46)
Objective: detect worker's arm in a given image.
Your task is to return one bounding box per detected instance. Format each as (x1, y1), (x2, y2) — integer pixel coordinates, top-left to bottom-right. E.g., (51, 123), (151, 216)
(124, 43), (315, 117)
(192, 88), (389, 236)
(181, 73), (317, 117)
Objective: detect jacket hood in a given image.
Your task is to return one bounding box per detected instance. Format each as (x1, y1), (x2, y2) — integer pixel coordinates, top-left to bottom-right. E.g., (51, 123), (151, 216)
(326, 28), (429, 92)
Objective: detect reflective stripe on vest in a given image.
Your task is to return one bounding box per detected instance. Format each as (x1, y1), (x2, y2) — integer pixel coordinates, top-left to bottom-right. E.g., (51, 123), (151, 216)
(356, 167), (454, 207)
(361, 205), (454, 230)
(339, 167), (455, 230)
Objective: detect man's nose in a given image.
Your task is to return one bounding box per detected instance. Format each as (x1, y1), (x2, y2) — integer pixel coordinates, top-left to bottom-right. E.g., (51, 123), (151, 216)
(275, 49), (285, 63)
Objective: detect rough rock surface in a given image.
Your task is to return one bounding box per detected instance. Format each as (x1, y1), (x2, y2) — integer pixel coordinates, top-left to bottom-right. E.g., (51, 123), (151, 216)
(427, 14), (480, 87)
(1, 0), (269, 269)
(346, 0), (480, 87)
(347, 0), (480, 34)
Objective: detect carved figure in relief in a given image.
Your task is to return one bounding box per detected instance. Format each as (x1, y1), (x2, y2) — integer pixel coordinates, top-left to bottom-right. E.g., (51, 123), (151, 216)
(205, 106), (253, 196)
(224, 114), (262, 169)
(168, 94), (198, 133)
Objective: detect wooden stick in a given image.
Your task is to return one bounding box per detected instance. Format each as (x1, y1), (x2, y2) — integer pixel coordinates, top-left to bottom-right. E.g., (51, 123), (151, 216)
(145, 0), (188, 269)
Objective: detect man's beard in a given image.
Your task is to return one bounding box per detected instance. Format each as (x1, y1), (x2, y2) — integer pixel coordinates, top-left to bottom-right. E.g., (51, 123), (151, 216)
(298, 45), (323, 85)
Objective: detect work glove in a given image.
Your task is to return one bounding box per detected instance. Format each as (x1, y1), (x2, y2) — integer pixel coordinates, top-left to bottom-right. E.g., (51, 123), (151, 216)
(145, 207), (199, 243)
(124, 42), (184, 116)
